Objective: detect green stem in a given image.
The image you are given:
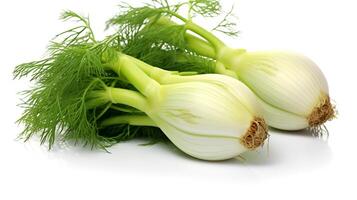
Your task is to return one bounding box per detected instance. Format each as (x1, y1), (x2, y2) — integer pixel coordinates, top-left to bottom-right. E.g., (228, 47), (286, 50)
(101, 115), (156, 127)
(154, 16), (221, 57)
(159, 12), (226, 52)
(184, 33), (216, 58)
(128, 52), (238, 82)
(140, 72), (234, 85)
(108, 87), (149, 112)
(152, 17), (248, 72)
(164, 10), (188, 23)
(109, 53), (161, 98)
(110, 105), (142, 113)
(185, 20), (226, 52)
(88, 87), (149, 112)
(123, 56), (225, 84)
(130, 57), (176, 82)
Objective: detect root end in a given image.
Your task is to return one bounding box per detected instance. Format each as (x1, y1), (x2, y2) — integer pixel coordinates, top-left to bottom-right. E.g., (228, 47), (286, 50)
(240, 117), (268, 150)
(308, 95), (336, 127)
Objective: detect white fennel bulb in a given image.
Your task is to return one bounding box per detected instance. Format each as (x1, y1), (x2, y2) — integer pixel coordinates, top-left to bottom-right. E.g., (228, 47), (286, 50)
(224, 51), (335, 130)
(145, 74), (268, 160)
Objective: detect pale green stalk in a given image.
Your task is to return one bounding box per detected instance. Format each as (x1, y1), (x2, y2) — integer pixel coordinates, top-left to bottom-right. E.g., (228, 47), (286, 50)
(101, 115), (156, 127)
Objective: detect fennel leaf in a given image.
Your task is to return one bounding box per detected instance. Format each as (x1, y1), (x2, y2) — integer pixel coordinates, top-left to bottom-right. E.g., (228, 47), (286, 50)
(14, 11), (168, 149)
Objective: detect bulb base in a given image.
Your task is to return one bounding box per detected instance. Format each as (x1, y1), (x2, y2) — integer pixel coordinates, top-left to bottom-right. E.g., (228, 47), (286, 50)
(240, 117), (268, 150)
(308, 95), (335, 127)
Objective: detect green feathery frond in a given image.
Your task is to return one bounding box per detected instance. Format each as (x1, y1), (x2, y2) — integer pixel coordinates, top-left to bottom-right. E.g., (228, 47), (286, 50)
(189, 0), (221, 17)
(211, 5), (239, 37)
(15, 45), (111, 149)
(14, 10), (170, 149)
(106, 5), (163, 31)
(57, 10), (97, 45)
(108, 0), (237, 35)
(14, 11), (122, 149)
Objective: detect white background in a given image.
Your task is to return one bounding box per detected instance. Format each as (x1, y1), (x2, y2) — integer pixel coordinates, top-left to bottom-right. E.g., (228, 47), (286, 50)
(0, 0), (356, 199)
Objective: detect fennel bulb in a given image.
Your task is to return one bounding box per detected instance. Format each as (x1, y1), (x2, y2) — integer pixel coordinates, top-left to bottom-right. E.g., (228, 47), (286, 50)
(218, 50), (335, 130)
(148, 79), (267, 160)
